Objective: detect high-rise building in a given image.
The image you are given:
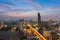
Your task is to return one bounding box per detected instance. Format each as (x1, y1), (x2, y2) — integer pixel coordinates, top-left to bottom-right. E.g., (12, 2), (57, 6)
(0, 21), (4, 29)
(37, 12), (43, 35)
(48, 20), (53, 29)
(38, 12), (41, 27)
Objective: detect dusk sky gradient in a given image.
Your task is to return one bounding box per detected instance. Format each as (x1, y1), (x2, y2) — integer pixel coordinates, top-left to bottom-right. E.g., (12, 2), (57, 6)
(0, 0), (60, 20)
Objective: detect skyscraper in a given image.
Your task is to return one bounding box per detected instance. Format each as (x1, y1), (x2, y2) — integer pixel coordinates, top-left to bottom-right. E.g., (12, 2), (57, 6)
(38, 12), (43, 35)
(38, 12), (41, 27)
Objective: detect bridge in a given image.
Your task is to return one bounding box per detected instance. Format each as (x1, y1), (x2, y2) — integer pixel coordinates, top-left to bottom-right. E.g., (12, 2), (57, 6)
(24, 22), (47, 40)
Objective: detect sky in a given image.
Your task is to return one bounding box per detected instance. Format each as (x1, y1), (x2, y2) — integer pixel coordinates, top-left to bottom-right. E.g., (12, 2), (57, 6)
(0, 0), (60, 20)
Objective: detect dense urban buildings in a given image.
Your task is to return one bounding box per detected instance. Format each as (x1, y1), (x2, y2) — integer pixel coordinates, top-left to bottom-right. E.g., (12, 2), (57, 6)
(0, 12), (60, 40)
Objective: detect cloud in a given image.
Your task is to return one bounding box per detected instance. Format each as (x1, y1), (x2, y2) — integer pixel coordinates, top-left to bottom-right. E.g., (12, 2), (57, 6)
(24, 0), (42, 9)
(0, 8), (60, 20)
(0, 3), (15, 11)
(0, 0), (16, 11)
(12, 0), (42, 9)
(0, 9), (37, 20)
(0, 0), (60, 20)
(4, 9), (37, 17)
(0, 0), (42, 11)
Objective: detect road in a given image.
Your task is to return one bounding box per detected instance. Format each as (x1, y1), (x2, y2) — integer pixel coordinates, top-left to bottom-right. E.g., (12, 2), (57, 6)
(26, 22), (46, 40)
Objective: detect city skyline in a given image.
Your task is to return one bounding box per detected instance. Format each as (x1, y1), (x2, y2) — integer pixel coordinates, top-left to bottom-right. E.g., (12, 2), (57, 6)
(0, 0), (60, 20)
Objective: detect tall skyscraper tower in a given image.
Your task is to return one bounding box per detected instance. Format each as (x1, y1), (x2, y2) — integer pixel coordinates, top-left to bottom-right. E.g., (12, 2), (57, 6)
(38, 12), (41, 27)
(38, 12), (43, 35)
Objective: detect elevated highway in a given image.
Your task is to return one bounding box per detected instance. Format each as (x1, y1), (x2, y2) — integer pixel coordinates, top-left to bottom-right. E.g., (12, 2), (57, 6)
(26, 23), (46, 40)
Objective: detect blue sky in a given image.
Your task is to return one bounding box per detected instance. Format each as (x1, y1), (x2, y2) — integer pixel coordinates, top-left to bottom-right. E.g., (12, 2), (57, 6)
(0, 0), (60, 20)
